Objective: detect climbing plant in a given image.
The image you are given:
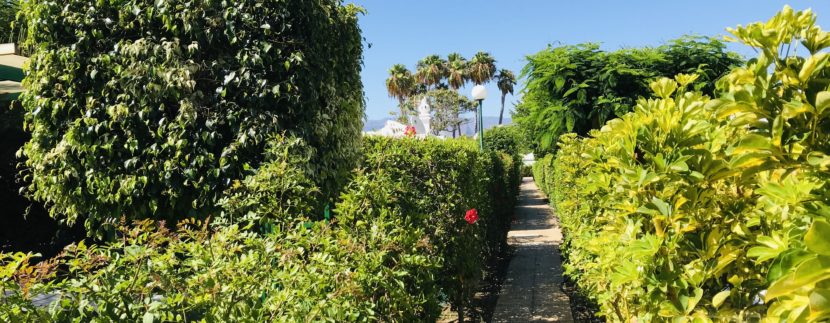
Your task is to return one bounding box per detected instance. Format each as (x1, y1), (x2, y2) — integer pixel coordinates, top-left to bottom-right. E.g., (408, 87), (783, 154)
(18, 0), (365, 237)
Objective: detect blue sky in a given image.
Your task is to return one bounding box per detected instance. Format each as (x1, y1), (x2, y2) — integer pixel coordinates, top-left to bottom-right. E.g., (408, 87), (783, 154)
(350, 1), (829, 120)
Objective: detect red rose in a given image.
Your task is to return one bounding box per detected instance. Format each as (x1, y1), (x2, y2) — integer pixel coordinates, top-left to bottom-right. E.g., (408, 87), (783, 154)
(465, 209), (478, 224)
(404, 125), (416, 137)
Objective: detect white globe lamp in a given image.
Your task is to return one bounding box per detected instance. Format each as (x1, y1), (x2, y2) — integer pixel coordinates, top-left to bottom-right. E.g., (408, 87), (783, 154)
(471, 85), (487, 149)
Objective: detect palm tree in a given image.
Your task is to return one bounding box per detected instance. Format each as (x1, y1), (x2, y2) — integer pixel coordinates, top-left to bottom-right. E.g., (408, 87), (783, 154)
(468, 52), (496, 135)
(415, 55), (447, 89)
(386, 64), (416, 120)
(468, 51), (497, 85)
(446, 53), (468, 91)
(496, 69), (516, 125)
(446, 53), (469, 137)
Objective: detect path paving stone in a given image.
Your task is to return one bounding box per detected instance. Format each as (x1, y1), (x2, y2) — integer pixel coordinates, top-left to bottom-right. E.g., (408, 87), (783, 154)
(492, 177), (573, 322)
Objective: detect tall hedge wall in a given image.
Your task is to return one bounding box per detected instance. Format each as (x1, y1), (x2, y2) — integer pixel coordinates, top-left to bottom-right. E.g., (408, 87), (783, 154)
(18, 0), (365, 236)
(1, 137), (522, 321)
(538, 7), (830, 321)
(359, 137), (520, 314)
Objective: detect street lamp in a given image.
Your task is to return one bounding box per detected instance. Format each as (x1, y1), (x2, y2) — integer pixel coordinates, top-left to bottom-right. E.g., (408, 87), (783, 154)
(471, 84), (487, 150)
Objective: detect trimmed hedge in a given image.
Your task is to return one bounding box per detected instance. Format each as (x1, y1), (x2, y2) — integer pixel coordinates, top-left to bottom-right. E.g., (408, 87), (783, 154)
(1, 136), (521, 321)
(483, 124), (522, 157)
(539, 7), (830, 321)
(358, 136), (520, 317)
(18, 0), (365, 237)
(531, 153), (554, 195)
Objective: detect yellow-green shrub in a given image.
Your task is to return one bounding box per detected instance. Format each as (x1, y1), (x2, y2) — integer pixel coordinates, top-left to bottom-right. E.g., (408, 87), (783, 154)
(533, 153), (554, 196)
(545, 7), (830, 321)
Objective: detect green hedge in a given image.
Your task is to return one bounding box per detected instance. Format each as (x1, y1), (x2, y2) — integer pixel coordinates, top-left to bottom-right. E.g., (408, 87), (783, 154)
(1, 136), (521, 321)
(359, 137), (519, 317)
(532, 153), (554, 195)
(18, 0), (365, 237)
(483, 124), (523, 157)
(540, 7), (830, 321)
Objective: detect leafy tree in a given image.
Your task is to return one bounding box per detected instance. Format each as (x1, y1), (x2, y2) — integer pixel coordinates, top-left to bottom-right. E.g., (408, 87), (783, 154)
(468, 51), (497, 85)
(515, 36), (743, 154)
(0, 1), (14, 31)
(410, 89), (474, 136)
(19, 0), (366, 237)
(0, 0), (28, 45)
(495, 69), (516, 125)
(386, 64), (416, 121)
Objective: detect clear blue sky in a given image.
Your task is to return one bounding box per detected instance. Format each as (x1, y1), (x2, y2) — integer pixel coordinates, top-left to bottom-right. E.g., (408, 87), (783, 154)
(350, 1), (829, 120)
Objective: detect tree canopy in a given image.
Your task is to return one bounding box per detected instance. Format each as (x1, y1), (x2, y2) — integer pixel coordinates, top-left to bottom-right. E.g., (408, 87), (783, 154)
(514, 36), (744, 154)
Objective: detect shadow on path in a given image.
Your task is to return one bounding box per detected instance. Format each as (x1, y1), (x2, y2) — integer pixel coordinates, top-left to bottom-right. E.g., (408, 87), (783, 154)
(492, 177), (574, 322)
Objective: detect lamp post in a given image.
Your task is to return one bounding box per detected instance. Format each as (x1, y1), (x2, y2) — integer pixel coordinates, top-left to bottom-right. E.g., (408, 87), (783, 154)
(471, 85), (487, 150)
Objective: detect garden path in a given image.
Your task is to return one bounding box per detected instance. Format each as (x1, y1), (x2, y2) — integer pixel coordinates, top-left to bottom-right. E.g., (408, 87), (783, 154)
(492, 177), (573, 322)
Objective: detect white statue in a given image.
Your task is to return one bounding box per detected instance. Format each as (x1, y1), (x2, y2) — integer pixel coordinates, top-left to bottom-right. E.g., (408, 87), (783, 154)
(416, 97), (432, 136)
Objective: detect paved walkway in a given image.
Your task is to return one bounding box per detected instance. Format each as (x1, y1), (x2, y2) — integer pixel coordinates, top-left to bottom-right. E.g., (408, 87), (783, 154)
(492, 177), (573, 322)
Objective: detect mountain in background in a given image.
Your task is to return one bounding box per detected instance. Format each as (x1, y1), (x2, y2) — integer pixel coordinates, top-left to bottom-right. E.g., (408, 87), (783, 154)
(363, 116), (511, 136)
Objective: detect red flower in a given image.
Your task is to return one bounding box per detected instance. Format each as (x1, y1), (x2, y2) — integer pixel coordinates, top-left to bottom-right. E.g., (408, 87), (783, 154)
(465, 209), (479, 224)
(404, 125), (416, 137)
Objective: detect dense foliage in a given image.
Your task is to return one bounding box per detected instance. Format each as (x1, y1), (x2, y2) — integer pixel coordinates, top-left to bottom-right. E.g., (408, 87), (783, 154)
(538, 7), (830, 321)
(407, 89), (475, 135)
(515, 36), (743, 155)
(1, 137), (521, 321)
(484, 124), (526, 157)
(359, 137), (520, 319)
(0, 0), (16, 37)
(531, 153), (554, 196)
(18, 0), (365, 237)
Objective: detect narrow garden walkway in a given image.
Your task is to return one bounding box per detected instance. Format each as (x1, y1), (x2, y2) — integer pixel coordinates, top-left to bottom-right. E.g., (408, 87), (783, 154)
(492, 177), (573, 322)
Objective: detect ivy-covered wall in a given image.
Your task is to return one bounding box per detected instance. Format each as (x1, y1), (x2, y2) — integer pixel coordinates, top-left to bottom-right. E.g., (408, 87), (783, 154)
(18, 0), (365, 237)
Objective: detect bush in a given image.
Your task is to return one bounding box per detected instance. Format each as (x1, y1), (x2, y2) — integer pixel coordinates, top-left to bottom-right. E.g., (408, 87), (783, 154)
(544, 7), (830, 321)
(18, 0), (365, 237)
(217, 135), (320, 228)
(484, 124), (523, 157)
(532, 153), (554, 196)
(1, 214), (439, 322)
(521, 164), (533, 178)
(1, 136), (522, 321)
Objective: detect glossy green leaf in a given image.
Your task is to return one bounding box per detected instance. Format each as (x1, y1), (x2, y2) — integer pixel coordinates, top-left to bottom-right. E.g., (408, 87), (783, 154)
(815, 91), (830, 116)
(713, 290), (731, 308)
(806, 220), (830, 256)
